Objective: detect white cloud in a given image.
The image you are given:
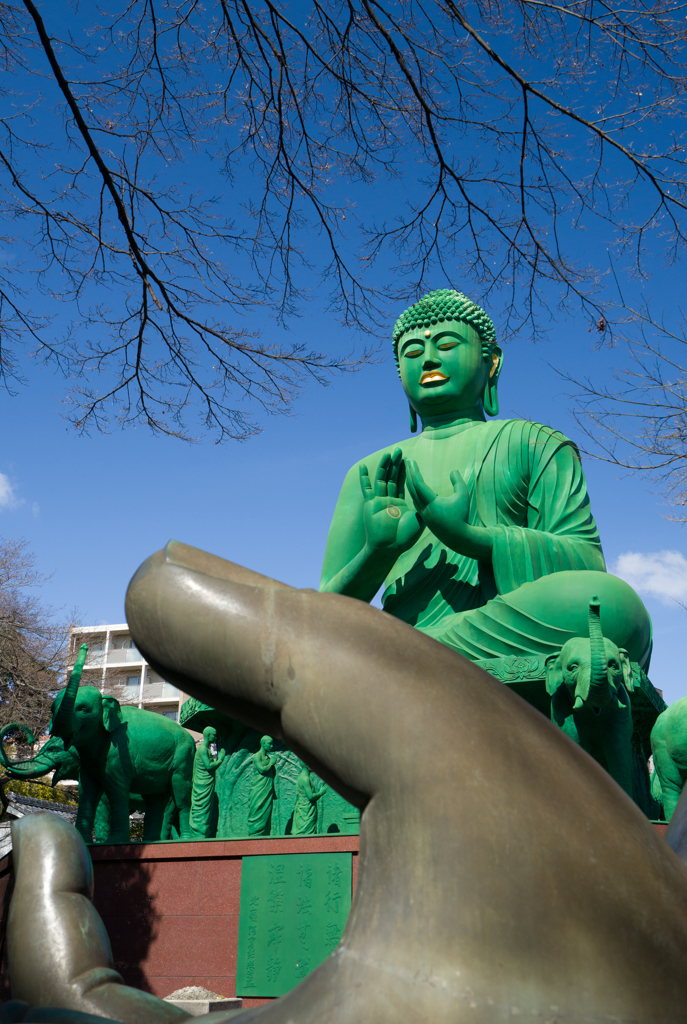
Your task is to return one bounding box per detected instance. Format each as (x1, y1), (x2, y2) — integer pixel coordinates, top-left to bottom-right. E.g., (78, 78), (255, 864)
(613, 550), (687, 605)
(0, 473), (18, 510)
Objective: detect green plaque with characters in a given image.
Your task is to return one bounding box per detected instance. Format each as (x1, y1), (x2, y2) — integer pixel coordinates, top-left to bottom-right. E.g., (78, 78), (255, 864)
(236, 852), (352, 997)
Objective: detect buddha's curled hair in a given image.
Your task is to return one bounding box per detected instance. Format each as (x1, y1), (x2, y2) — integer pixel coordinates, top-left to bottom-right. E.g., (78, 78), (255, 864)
(392, 289), (497, 370)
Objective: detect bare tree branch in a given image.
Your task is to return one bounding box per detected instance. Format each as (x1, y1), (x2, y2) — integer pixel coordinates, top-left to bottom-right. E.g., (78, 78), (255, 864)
(0, 537), (71, 737)
(563, 290), (687, 518)
(0, 0), (685, 438)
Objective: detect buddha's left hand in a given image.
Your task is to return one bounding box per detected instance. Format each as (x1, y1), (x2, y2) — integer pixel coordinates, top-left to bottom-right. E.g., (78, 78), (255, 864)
(404, 460), (493, 563)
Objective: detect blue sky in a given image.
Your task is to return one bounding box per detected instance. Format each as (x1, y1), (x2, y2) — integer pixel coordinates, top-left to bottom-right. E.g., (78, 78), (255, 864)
(1, 0), (685, 708)
(2, 304), (686, 704)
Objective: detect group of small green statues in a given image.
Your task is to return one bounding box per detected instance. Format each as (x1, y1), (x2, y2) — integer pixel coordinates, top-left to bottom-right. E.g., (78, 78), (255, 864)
(189, 730), (326, 838)
(1, 288), (685, 836)
(243, 735), (326, 837)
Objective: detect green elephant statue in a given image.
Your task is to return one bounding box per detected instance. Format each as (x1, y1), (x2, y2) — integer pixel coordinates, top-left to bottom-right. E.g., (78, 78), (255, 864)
(93, 788), (179, 843)
(0, 724), (172, 842)
(44, 644), (196, 843)
(545, 597), (634, 797)
(651, 696), (687, 821)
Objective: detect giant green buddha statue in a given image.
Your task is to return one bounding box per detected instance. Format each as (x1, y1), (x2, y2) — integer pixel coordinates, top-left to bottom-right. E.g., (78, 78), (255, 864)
(321, 289), (651, 671)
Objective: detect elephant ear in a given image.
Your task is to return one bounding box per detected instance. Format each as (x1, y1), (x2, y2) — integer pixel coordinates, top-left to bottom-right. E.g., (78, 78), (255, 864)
(545, 654), (573, 727)
(102, 696), (124, 733)
(544, 653), (564, 696)
(618, 650), (635, 693)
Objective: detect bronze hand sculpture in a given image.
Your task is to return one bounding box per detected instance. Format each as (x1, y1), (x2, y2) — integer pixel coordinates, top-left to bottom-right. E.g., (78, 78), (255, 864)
(6, 539), (687, 1024)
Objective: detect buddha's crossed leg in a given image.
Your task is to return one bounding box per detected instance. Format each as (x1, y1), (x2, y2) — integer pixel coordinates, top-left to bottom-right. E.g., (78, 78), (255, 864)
(423, 569), (652, 669)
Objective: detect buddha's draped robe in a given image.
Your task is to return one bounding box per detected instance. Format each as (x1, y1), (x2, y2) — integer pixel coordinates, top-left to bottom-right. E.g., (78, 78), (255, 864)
(321, 419), (651, 667)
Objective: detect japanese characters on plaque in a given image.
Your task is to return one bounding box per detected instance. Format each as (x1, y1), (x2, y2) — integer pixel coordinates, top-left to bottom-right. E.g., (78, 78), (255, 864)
(236, 853), (352, 997)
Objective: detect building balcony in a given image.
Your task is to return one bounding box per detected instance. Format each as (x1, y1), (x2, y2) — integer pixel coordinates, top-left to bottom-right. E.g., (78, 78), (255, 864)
(73, 648), (143, 668)
(105, 649), (144, 665)
(141, 682), (180, 701)
(83, 651), (107, 667)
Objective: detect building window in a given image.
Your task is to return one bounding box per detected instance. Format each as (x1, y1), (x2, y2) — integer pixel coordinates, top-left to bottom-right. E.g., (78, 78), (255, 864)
(163, 710), (178, 721)
(126, 676), (141, 689)
(121, 638), (139, 652)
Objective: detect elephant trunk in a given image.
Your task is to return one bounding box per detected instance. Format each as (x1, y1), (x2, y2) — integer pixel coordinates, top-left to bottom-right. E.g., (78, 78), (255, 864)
(51, 644), (88, 739)
(2, 762), (49, 780)
(0, 724), (37, 774)
(574, 597), (611, 712)
(0, 728), (76, 781)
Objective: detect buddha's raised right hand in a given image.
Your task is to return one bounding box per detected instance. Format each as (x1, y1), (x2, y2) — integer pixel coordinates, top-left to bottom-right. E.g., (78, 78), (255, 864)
(359, 448), (422, 557)
(320, 449), (423, 601)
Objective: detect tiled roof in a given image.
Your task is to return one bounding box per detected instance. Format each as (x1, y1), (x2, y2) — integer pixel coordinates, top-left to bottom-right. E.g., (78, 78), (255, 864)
(6, 790), (78, 822)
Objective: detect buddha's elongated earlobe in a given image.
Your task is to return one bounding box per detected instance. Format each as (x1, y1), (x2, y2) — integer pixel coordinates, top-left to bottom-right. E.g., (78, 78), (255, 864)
(483, 378), (499, 416)
(409, 405), (418, 433)
(483, 347), (503, 418)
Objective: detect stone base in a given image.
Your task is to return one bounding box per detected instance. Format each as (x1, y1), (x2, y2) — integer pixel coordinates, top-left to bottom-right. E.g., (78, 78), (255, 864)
(86, 835), (360, 1008)
(165, 998), (243, 1015)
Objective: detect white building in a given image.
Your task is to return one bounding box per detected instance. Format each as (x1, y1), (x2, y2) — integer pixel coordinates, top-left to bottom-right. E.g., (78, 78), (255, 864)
(68, 624), (187, 721)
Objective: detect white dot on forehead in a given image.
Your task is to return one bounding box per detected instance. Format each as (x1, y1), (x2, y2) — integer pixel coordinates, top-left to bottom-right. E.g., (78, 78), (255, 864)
(424, 330), (431, 338)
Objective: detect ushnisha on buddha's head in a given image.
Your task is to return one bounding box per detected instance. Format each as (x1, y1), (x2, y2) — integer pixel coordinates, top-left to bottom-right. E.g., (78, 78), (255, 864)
(393, 289), (503, 431)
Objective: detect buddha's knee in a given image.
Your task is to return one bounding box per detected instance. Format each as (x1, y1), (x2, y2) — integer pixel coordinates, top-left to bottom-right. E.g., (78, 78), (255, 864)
(510, 570), (651, 666)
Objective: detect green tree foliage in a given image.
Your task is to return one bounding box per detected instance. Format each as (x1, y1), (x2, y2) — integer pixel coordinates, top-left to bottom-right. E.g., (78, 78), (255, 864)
(2, 777), (78, 806)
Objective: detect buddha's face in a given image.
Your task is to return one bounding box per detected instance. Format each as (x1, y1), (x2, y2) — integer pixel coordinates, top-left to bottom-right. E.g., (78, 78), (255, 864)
(398, 321), (496, 418)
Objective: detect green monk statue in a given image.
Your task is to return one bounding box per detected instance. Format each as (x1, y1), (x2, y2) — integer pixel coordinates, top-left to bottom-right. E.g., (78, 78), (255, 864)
(189, 726), (226, 838)
(292, 762), (326, 836)
(247, 735), (277, 836)
(321, 289), (651, 669)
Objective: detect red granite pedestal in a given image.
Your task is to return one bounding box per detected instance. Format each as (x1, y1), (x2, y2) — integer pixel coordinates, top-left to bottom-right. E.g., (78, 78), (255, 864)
(89, 835), (360, 1011)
